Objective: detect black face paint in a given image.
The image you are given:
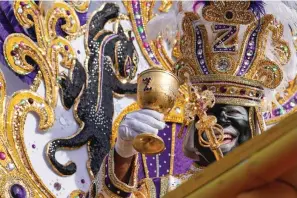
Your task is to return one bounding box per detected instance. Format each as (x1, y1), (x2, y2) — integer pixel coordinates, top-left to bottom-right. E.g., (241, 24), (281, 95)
(194, 104), (252, 166)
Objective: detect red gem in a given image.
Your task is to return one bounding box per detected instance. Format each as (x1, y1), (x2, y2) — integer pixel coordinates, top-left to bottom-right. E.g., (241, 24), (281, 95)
(220, 86), (227, 93)
(0, 152), (6, 160)
(28, 98), (34, 104)
(143, 42), (149, 48)
(20, 2), (26, 6)
(66, 10), (71, 15)
(240, 89), (246, 95)
(10, 50), (17, 56)
(202, 85), (207, 91)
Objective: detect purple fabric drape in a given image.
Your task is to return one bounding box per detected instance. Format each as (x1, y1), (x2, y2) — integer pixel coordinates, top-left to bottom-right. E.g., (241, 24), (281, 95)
(174, 124), (193, 175)
(137, 123), (193, 180)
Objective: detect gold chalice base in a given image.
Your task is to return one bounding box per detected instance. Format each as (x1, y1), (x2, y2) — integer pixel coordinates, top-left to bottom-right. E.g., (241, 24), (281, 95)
(132, 133), (165, 155)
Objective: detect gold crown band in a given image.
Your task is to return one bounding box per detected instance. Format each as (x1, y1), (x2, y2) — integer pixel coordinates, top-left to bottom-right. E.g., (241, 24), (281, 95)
(191, 75), (264, 107)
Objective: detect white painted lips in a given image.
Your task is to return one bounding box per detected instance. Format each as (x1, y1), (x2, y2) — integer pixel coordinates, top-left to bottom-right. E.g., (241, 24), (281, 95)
(214, 127), (238, 145)
(222, 132), (236, 144)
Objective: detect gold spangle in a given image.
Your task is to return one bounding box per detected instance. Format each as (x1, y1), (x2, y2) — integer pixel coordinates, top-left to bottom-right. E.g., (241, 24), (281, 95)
(202, 1), (255, 25)
(69, 189), (86, 198)
(172, 33), (182, 59)
(30, 71), (42, 92)
(45, 2), (81, 39)
(4, 34), (58, 107)
(0, 69), (7, 136)
(66, 24), (87, 41)
(67, 0), (90, 13)
(158, 0), (173, 13)
(169, 123), (176, 175)
(48, 36), (76, 76)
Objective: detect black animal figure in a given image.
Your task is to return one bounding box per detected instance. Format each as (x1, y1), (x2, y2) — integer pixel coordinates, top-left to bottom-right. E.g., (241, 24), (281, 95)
(46, 3), (138, 177)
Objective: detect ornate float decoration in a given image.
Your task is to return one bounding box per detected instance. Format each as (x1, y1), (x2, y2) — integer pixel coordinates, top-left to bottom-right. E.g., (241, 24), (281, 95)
(0, 0), (88, 197)
(1, 0), (297, 197)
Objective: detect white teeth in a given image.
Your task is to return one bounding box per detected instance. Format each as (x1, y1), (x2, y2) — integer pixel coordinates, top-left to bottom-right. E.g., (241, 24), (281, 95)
(224, 134), (232, 139)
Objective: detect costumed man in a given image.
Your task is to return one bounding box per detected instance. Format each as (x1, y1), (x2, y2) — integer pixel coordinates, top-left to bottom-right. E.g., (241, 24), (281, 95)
(87, 1), (297, 198)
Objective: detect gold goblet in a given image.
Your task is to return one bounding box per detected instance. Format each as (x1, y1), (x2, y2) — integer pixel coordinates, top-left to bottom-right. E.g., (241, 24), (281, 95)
(133, 67), (180, 154)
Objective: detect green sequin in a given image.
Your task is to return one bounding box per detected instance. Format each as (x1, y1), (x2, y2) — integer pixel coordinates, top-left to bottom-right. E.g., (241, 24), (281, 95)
(138, 26), (144, 33)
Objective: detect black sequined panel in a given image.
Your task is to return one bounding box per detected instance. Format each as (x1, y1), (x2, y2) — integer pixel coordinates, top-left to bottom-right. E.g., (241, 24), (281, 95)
(46, 3), (138, 177)
(59, 59), (86, 109)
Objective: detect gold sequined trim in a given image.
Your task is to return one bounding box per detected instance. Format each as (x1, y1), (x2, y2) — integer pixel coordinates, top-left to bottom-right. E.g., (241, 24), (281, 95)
(108, 148), (138, 192)
(249, 107), (256, 138)
(97, 156), (121, 198)
(255, 107), (266, 133)
(202, 2), (255, 25)
(142, 154), (149, 178)
(145, 179), (157, 198)
(169, 123), (176, 175)
(160, 177), (169, 197)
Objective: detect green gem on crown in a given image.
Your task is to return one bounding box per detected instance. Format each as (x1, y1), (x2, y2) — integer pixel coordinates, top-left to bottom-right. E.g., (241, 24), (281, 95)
(138, 26), (144, 33)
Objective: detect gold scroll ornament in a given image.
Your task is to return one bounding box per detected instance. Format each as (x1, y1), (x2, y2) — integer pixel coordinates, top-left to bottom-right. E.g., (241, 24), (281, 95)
(1, 0), (89, 197)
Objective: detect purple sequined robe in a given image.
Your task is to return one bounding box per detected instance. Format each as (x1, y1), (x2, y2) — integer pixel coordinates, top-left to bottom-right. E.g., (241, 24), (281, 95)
(87, 123), (195, 198)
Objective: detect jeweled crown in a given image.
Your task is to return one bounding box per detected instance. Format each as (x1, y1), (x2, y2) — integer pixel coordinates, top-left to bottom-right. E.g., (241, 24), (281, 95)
(174, 1), (291, 107)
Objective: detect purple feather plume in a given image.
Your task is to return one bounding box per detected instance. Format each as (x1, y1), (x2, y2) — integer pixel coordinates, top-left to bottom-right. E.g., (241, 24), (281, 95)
(193, 1), (210, 12)
(249, 1), (266, 19)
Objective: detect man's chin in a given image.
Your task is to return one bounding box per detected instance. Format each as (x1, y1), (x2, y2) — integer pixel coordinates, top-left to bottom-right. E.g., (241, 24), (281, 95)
(220, 140), (238, 154)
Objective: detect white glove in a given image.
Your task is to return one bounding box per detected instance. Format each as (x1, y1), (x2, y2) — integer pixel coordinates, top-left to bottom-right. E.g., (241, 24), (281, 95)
(115, 109), (166, 158)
